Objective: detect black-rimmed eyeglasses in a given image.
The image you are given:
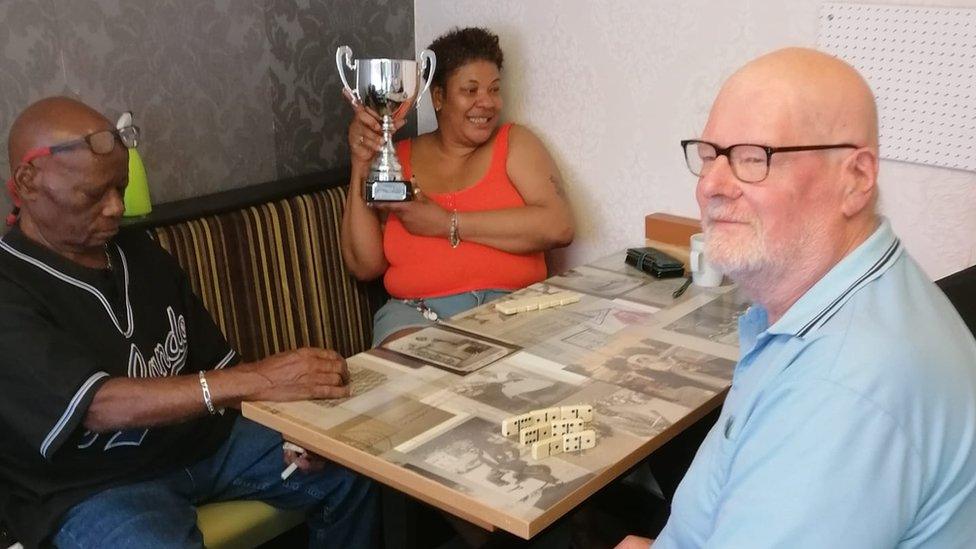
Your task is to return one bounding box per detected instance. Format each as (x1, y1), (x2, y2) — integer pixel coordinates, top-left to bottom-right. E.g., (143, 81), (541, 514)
(680, 139), (859, 183)
(19, 126), (140, 167)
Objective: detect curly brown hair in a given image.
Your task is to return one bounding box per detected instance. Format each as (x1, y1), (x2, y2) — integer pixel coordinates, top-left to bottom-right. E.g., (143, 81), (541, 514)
(426, 27), (504, 90)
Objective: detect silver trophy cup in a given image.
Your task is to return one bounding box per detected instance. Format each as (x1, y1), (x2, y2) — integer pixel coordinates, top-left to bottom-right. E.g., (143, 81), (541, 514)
(337, 46), (436, 202)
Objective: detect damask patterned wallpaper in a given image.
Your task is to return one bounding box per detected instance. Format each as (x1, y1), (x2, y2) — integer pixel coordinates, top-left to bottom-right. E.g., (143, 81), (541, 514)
(0, 0), (414, 211)
(267, 0), (416, 177)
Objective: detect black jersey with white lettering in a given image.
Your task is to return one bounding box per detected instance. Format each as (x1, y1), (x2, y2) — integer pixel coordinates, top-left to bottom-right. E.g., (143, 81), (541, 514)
(0, 226), (240, 547)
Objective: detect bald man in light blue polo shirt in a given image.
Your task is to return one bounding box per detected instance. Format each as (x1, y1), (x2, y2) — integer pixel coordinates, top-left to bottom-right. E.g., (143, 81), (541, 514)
(618, 48), (976, 549)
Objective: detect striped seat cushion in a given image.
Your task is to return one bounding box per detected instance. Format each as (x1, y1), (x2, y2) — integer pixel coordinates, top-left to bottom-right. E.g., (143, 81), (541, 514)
(152, 185), (385, 361)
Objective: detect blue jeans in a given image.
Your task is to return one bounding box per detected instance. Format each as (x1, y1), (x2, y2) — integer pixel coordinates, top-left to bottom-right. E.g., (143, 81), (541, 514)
(372, 289), (510, 346)
(53, 416), (379, 548)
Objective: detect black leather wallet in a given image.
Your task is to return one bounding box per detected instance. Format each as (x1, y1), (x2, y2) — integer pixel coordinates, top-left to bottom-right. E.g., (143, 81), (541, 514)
(625, 247), (685, 278)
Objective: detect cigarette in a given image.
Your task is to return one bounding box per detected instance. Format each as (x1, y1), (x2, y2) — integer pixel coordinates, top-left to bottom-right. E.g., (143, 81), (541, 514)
(281, 441), (307, 480)
(281, 462), (299, 480)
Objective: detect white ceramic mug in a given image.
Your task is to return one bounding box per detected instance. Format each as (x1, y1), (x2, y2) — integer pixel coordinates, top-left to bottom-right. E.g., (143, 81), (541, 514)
(689, 233), (724, 287)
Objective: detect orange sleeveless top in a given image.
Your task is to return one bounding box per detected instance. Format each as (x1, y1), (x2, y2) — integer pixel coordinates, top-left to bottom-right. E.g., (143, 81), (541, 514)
(383, 123), (547, 298)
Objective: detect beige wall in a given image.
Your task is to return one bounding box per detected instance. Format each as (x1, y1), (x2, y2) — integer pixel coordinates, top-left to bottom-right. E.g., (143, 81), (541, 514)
(415, 0), (976, 279)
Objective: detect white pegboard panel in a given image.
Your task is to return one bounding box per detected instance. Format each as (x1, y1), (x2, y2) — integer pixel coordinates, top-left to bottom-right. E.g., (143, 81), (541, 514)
(818, 3), (976, 172)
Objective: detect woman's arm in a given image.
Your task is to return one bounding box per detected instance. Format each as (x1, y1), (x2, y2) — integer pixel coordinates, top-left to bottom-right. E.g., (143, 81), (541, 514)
(340, 166), (387, 281)
(453, 124), (574, 253)
(338, 94), (403, 280)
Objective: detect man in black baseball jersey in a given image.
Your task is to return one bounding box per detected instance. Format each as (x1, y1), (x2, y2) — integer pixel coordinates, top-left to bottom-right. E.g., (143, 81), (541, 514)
(0, 97), (378, 548)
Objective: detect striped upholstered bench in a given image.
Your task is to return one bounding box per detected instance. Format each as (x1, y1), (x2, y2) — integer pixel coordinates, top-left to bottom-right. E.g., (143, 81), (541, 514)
(148, 172), (384, 360)
(123, 168), (386, 547)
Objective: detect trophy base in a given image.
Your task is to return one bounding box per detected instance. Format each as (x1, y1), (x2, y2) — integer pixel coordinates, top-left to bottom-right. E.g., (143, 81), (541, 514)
(364, 180), (413, 203)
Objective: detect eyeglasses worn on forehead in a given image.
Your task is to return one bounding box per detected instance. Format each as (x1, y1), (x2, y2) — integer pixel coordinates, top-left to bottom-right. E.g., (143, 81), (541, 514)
(680, 139), (859, 183)
(19, 126), (140, 165)
(5, 124), (140, 226)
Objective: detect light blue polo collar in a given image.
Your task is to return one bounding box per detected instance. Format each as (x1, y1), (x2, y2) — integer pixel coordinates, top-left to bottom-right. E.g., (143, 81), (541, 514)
(766, 217), (902, 338)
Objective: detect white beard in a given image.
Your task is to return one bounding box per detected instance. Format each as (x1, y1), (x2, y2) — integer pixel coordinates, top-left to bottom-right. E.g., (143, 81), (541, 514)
(704, 220), (769, 276)
(703, 207), (825, 285)
(700, 198), (779, 278)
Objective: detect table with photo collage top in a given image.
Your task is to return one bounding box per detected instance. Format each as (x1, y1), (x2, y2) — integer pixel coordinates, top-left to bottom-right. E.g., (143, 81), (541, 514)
(242, 249), (748, 539)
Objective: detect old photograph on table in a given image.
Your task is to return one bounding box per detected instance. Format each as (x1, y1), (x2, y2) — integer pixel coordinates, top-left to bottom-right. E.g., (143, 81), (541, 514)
(444, 282), (589, 344)
(663, 289), (750, 347)
(306, 364), (388, 409)
(592, 384), (688, 439)
(522, 326), (616, 365)
(617, 276), (705, 308)
(325, 395), (456, 456)
(448, 287), (658, 349)
(565, 334), (732, 408)
(383, 326), (514, 375)
(360, 348), (458, 389)
(613, 334), (735, 387)
(448, 360), (582, 416)
(445, 299), (587, 346)
(248, 399), (361, 434)
(306, 351), (454, 413)
(250, 354), (450, 435)
(545, 380), (687, 470)
(401, 463), (474, 495)
(547, 265), (647, 299)
(403, 416), (594, 513)
(519, 300), (656, 365)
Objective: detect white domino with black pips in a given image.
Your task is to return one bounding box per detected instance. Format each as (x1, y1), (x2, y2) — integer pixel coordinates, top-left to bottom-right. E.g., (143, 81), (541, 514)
(561, 430), (596, 452)
(501, 414), (534, 437)
(530, 407), (561, 425)
(531, 430), (596, 459)
(560, 404), (593, 422)
(501, 404), (597, 460)
(495, 291), (581, 315)
(531, 435), (564, 460)
(550, 418), (585, 437)
(519, 423), (552, 445)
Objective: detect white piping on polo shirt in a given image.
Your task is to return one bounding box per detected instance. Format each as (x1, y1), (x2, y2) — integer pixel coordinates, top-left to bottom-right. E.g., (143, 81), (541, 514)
(796, 238), (903, 338)
(40, 371), (109, 459)
(0, 239), (134, 338)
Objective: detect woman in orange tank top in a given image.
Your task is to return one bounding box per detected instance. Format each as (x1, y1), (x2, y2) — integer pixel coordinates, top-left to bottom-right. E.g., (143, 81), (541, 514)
(340, 28), (574, 346)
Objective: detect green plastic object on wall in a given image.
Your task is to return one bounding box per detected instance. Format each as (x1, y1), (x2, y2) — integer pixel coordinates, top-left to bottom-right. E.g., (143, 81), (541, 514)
(124, 146), (152, 217)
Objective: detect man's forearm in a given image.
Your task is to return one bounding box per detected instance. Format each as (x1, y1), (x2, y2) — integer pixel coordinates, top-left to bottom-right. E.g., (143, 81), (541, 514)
(83, 367), (269, 432)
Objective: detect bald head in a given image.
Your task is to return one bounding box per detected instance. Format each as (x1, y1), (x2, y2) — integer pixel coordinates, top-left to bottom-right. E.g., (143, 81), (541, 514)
(8, 96), (114, 168)
(6, 96), (128, 263)
(710, 47), (878, 149)
(696, 48), (882, 319)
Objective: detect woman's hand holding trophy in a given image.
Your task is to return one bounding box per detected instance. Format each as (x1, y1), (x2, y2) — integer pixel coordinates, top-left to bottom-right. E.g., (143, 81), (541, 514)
(336, 45), (436, 203)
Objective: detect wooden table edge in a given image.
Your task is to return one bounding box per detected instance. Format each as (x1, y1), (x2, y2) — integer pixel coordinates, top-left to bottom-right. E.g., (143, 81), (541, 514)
(243, 386), (727, 540)
(523, 388), (727, 537)
(242, 401), (529, 536)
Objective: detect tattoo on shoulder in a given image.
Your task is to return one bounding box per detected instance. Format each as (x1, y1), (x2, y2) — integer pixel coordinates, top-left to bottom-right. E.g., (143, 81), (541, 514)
(549, 174), (567, 197)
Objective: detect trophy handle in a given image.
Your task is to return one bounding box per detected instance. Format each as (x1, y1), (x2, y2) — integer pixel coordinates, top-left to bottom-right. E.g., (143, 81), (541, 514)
(336, 46), (359, 103)
(416, 49), (437, 108)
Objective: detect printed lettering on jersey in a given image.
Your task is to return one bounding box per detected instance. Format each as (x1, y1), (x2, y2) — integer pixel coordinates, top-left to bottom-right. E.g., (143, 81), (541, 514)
(127, 306), (188, 378)
(79, 307), (188, 452)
